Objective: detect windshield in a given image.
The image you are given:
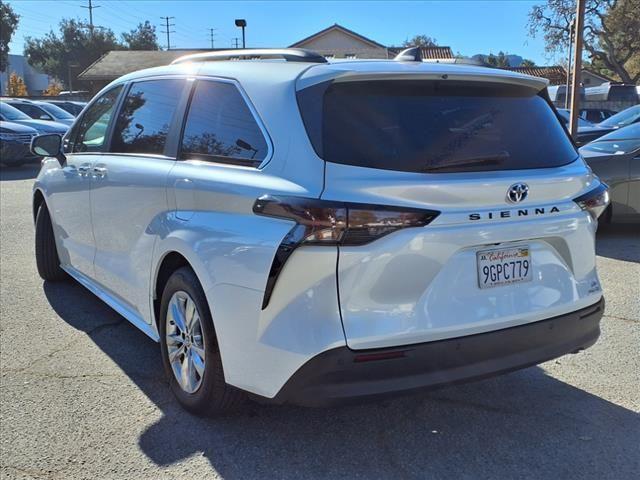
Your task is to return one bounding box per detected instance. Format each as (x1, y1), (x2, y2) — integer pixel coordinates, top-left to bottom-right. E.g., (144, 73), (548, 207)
(298, 80), (578, 173)
(0, 102), (31, 121)
(598, 105), (640, 128)
(556, 109), (593, 128)
(581, 123), (640, 154)
(37, 102), (74, 119)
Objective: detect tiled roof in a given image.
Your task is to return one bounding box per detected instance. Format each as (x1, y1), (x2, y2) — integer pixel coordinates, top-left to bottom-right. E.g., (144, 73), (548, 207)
(388, 46), (454, 60)
(503, 66), (567, 85)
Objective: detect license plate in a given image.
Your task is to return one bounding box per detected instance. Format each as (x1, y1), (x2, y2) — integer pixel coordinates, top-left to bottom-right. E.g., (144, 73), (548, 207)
(477, 246), (532, 289)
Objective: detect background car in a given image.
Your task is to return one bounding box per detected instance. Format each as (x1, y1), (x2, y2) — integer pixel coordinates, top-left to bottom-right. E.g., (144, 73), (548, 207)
(580, 108), (617, 124)
(0, 102), (69, 136)
(580, 123), (640, 223)
(44, 100), (87, 116)
(4, 98), (75, 126)
(0, 121), (39, 167)
(596, 104), (640, 130)
(556, 108), (615, 146)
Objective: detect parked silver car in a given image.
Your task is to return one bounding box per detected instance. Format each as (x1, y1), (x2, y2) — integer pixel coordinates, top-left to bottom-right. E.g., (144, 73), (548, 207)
(580, 123), (640, 223)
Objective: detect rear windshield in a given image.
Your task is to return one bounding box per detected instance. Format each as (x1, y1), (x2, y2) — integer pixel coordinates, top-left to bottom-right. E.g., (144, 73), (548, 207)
(298, 80), (578, 173)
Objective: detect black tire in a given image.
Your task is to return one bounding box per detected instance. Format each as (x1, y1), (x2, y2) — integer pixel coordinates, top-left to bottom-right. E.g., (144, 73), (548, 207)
(159, 266), (245, 415)
(35, 203), (66, 281)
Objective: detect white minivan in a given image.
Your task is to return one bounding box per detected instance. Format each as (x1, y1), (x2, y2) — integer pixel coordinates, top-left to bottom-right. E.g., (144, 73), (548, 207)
(32, 48), (607, 414)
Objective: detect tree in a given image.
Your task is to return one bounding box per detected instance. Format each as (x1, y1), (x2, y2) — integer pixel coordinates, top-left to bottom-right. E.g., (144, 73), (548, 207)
(485, 51), (511, 67)
(528, 0), (640, 84)
(122, 21), (160, 50)
(6, 72), (28, 96)
(1, 2), (19, 72)
(521, 58), (537, 67)
(43, 79), (63, 96)
(24, 18), (121, 89)
(402, 34), (437, 47)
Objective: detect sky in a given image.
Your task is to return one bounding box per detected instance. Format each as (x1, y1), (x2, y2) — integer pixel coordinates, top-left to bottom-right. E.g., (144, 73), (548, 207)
(7, 0), (564, 66)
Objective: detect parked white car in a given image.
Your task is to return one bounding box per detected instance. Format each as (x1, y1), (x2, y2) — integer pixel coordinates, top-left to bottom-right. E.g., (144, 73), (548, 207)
(32, 48), (608, 414)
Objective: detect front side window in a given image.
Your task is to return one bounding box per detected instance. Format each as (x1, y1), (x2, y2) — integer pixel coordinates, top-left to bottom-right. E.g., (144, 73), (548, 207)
(180, 80), (269, 166)
(299, 80), (579, 173)
(70, 85), (123, 153)
(111, 79), (184, 155)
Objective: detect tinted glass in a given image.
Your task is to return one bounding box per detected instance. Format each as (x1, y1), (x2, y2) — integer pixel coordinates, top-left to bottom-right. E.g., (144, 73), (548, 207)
(0, 102), (31, 120)
(301, 80), (578, 173)
(38, 102), (74, 119)
(582, 139), (640, 155)
(556, 109), (593, 127)
(70, 85), (123, 153)
(599, 105), (640, 128)
(180, 81), (268, 165)
(111, 79), (184, 155)
(13, 103), (52, 120)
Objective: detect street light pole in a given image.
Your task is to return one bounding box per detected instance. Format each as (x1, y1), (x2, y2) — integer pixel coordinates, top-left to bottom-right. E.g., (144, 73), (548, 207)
(235, 19), (246, 48)
(569, 0), (586, 137)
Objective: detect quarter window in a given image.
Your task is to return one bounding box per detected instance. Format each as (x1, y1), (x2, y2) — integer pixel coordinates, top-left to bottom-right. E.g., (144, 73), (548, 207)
(111, 79), (184, 155)
(180, 81), (268, 166)
(68, 85), (123, 153)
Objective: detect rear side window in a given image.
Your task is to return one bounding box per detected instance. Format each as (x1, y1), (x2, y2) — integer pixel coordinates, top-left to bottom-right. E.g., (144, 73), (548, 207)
(111, 79), (184, 155)
(298, 80), (579, 173)
(180, 80), (269, 166)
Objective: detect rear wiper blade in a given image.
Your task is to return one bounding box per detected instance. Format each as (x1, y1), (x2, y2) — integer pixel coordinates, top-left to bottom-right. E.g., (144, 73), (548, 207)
(422, 152), (510, 172)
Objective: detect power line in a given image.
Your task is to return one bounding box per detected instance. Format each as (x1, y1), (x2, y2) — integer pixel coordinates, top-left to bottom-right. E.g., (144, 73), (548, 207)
(80, 0), (100, 36)
(160, 16), (175, 50)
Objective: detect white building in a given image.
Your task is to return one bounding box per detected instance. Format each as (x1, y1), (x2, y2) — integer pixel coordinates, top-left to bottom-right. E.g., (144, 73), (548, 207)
(0, 54), (50, 95)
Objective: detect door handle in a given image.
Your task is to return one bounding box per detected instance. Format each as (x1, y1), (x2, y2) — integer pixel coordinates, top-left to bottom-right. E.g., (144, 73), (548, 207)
(78, 164), (92, 175)
(93, 166), (107, 178)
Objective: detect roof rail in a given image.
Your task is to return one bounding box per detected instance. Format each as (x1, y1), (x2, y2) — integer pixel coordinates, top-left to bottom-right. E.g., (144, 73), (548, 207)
(171, 48), (327, 65)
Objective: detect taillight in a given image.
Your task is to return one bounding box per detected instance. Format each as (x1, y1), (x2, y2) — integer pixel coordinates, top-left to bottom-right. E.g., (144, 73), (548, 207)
(573, 183), (609, 220)
(253, 195), (439, 308)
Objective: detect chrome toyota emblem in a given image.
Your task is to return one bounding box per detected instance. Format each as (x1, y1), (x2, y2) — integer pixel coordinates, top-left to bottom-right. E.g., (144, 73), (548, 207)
(507, 183), (529, 203)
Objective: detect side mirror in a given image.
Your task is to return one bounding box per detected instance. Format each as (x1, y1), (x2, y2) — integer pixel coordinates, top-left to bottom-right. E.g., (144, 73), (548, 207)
(31, 134), (66, 165)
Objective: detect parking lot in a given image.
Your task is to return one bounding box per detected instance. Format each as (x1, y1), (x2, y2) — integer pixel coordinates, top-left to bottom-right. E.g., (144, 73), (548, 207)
(0, 163), (638, 480)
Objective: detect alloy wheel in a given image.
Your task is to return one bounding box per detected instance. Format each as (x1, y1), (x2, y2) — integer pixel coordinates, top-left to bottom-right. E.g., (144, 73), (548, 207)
(165, 290), (206, 394)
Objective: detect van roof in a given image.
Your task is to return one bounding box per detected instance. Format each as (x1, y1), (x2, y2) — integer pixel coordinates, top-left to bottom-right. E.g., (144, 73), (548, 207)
(113, 56), (549, 93)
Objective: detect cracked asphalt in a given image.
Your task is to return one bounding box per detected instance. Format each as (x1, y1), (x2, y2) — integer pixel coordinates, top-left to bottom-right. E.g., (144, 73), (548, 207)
(1, 164), (639, 480)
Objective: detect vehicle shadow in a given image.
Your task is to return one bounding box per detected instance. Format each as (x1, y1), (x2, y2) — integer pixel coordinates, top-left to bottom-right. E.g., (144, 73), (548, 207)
(0, 162), (40, 181)
(43, 279), (639, 479)
(596, 223), (640, 262)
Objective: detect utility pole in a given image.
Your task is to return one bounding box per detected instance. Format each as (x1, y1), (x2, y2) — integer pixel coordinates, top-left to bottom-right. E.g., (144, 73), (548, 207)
(569, 0), (586, 137)
(81, 0), (100, 36)
(231, 37), (240, 49)
(160, 16), (175, 50)
(209, 28), (217, 49)
(564, 20), (575, 109)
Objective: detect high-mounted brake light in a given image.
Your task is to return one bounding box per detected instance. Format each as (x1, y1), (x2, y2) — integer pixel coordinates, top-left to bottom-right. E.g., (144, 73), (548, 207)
(253, 195), (439, 308)
(573, 184), (610, 220)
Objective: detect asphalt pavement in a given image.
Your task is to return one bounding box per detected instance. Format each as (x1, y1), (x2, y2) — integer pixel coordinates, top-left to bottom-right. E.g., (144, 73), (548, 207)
(1, 163), (638, 480)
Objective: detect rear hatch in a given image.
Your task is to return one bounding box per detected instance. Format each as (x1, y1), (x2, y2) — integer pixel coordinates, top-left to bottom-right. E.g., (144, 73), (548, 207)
(296, 68), (603, 350)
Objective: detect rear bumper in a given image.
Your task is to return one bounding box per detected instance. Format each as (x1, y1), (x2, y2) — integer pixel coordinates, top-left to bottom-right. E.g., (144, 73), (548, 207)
(267, 298), (604, 407)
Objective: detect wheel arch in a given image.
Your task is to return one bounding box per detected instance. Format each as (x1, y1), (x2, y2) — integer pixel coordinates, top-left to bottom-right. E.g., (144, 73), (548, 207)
(151, 246), (214, 332)
(32, 188), (46, 223)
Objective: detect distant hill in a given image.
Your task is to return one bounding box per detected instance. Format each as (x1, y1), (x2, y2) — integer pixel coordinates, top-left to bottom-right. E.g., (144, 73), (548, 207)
(472, 53), (524, 67)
